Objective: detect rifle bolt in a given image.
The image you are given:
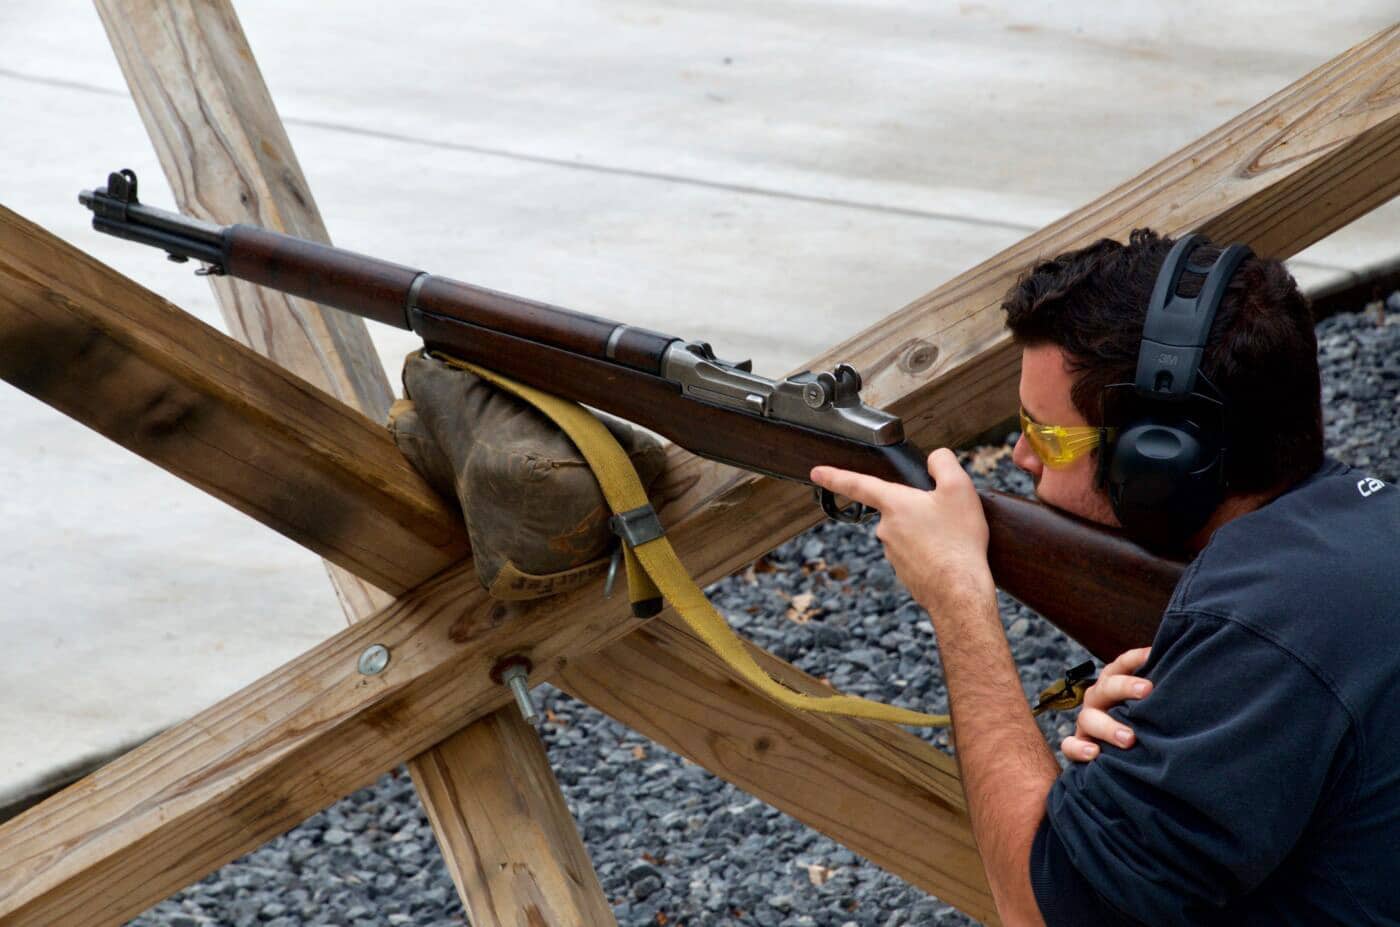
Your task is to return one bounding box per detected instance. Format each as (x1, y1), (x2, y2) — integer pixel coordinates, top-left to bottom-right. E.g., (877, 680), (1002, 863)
(357, 644), (390, 676)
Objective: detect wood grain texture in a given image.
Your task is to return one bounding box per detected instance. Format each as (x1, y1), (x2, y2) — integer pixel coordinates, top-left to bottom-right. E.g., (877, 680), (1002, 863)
(555, 618), (1000, 925)
(93, 0), (401, 621)
(93, 3), (614, 925)
(0, 560), (492, 926)
(410, 707), (618, 927)
(224, 224), (424, 331)
(0, 452), (868, 925)
(981, 492), (1183, 660)
(94, 0), (392, 423)
(0, 203), (466, 594)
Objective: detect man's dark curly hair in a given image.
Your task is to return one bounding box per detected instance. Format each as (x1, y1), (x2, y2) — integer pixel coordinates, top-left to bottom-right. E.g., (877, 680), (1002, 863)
(1001, 228), (1323, 495)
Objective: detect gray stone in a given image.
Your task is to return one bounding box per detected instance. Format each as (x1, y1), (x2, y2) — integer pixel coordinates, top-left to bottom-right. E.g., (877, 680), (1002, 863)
(632, 875), (663, 900)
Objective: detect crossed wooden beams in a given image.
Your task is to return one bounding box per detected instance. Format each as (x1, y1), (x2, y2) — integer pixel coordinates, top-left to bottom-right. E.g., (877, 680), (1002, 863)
(0, 4), (1396, 923)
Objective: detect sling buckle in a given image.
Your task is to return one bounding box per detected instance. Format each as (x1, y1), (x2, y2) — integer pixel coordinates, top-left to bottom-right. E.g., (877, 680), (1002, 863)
(609, 504), (665, 547)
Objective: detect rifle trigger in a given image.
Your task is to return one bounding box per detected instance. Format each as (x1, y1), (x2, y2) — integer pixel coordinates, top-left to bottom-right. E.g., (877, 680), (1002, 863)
(815, 486), (876, 524)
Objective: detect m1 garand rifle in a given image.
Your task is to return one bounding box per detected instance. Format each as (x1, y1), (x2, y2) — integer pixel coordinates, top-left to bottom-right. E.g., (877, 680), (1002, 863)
(80, 168), (1182, 661)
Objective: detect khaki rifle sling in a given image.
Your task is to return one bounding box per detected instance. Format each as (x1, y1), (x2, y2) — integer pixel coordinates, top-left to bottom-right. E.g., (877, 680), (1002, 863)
(436, 354), (1092, 728)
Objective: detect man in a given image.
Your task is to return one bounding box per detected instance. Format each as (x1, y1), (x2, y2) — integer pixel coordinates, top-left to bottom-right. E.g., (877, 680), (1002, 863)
(811, 229), (1399, 925)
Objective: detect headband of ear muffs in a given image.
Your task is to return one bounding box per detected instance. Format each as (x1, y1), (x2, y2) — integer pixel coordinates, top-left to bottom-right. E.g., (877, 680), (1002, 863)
(1097, 234), (1252, 552)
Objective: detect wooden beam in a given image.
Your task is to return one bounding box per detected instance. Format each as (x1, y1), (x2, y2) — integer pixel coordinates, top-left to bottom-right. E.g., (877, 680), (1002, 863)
(554, 619), (1000, 925)
(93, 0), (391, 423)
(92, 2), (617, 924)
(0, 491), (798, 926)
(410, 706), (618, 925)
(0, 558), (479, 925)
(0, 203), (466, 594)
(3, 23), (1397, 927)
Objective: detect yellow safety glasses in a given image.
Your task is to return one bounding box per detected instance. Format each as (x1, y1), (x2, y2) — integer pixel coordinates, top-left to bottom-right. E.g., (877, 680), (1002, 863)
(1018, 406), (1115, 469)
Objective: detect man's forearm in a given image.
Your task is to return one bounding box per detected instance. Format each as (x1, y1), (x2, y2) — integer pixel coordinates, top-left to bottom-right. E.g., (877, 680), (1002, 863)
(925, 573), (1060, 926)
(805, 453), (1064, 921)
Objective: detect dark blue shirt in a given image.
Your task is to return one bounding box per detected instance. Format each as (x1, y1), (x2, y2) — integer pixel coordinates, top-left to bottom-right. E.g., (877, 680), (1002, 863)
(1031, 457), (1400, 925)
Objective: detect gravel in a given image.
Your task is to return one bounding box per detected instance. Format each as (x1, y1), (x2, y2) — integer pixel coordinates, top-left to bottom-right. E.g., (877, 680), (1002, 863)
(129, 301), (1398, 927)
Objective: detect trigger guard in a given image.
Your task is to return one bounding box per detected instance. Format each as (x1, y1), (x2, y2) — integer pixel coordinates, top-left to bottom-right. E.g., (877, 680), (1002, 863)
(815, 487), (877, 524)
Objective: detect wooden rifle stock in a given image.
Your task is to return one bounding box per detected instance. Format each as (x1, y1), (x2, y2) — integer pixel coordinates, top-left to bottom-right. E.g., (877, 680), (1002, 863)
(981, 492), (1182, 660)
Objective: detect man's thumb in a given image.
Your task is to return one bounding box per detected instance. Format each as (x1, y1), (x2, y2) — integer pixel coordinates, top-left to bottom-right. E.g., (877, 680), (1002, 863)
(927, 447), (965, 486)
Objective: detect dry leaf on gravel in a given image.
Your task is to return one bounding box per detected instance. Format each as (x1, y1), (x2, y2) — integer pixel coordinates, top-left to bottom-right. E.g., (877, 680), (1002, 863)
(786, 591), (818, 623)
(967, 444), (1012, 475)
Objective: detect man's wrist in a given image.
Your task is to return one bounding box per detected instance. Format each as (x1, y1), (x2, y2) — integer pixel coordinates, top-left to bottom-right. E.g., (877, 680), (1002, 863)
(920, 563), (996, 620)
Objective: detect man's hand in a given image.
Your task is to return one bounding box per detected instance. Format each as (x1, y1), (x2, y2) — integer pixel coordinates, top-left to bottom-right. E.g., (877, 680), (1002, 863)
(810, 448), (992, 612)
(1061, 647), (1153, 762)
(814, 448), (1054, 926)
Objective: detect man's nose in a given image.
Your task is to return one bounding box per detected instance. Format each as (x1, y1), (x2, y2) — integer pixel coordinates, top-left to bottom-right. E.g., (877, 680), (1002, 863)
(1011, 432), (1041, 478)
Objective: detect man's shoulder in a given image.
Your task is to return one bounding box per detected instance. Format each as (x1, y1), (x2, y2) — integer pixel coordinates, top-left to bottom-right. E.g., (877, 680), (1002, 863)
(1174, 457), (1398, 619)
(1165, 456), (1399, 725)
(1039, 461), (1400, 926)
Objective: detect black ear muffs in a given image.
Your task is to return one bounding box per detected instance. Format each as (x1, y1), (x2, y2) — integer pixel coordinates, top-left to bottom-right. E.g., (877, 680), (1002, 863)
(1101, 405), (1226, 548)
(1098, 234), (1249, 552)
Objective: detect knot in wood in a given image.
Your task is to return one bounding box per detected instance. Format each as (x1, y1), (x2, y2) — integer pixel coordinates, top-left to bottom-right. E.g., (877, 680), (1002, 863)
(898, 340), (938, 375)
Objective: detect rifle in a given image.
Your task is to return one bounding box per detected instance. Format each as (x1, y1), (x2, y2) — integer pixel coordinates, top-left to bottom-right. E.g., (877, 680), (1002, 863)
(80, 169), (1182, 661)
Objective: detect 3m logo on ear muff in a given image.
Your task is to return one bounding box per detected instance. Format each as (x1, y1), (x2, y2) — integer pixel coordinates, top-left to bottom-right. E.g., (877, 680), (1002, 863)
(1357, 477), (1387, 498)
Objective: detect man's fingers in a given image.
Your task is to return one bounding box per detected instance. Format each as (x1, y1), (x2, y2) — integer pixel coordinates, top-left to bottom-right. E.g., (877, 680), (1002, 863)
(810, 465), (894, 511)
(1083, 674), (1153, 710)
(1102, 646), (1152, 679)
(927, 447), (971, 487)
(1061, 735), (1100, 762)
(1075, 706), (1136, 748)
